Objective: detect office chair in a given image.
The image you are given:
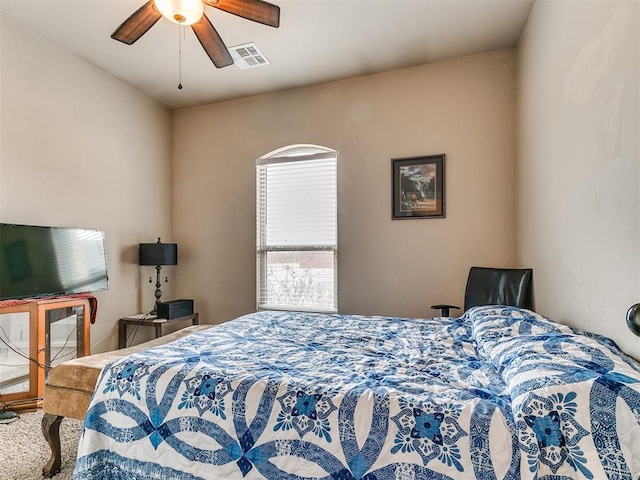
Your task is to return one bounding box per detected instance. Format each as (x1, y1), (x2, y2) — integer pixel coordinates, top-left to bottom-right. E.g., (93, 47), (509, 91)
(431, 266), (534, 317)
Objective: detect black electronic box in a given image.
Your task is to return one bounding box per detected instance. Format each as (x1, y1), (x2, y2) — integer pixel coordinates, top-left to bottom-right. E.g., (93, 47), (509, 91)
(157, 299), (194, 319)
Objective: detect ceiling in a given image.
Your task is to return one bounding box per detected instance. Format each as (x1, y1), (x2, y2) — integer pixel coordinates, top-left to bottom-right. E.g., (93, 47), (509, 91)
(0, 0), (535, 110)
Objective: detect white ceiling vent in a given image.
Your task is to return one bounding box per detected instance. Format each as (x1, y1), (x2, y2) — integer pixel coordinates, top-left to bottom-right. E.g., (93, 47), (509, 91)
(229, 43), (271, 69)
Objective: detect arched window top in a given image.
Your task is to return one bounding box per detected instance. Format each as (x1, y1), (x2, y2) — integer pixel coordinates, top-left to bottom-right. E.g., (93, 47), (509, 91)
(257, 144), (337, 165)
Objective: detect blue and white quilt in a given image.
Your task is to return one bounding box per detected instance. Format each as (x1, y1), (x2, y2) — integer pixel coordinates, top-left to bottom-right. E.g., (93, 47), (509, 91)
(74, 307), (640, 479)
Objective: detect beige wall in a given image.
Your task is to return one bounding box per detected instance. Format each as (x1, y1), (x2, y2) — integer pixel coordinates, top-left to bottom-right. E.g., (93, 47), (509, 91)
(0, 17), (174, 352)
(173, 49), (518, 324)
(517, 0), (640, 359)
(4, 1), (637, 360)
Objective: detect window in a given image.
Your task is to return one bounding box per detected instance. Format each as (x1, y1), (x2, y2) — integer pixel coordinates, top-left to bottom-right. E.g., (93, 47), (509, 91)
(256, 145), (337, 312)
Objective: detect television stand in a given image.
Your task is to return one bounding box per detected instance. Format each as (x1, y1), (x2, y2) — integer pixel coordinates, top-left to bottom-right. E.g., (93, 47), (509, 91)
(0, 297), (91, 411)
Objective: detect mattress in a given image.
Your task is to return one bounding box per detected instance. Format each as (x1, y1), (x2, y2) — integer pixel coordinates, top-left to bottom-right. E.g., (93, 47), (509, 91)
(74, 306), (640, 479)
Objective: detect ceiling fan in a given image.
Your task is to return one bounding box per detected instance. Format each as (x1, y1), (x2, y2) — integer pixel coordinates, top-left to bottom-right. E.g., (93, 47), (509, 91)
(111, 0), (280, 69)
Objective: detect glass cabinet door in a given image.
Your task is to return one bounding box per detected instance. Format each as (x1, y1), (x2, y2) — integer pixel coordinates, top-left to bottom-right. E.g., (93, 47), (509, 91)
(45, 305), (87, 374)
(0, 310), (31, 395)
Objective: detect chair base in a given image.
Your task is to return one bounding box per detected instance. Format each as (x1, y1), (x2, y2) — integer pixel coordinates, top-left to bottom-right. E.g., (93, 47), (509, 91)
(431, 304), (460, 317)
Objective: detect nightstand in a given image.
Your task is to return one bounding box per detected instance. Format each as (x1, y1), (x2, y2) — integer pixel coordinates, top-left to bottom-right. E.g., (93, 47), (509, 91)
(118, 312), (199, 348)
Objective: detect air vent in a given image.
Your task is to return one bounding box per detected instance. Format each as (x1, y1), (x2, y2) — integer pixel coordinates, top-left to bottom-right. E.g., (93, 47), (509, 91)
(229, 42), (271, 69)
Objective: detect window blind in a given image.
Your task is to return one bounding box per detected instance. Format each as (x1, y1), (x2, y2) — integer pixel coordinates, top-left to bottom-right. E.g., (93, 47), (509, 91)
(257, 149), (337, 312)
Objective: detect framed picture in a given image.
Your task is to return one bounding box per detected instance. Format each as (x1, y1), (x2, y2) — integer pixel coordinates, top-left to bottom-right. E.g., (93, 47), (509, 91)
(392, 154), (445, 219)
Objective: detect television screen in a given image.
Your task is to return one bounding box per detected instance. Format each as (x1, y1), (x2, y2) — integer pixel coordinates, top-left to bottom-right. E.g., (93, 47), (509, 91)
(0, 223), (109, 301)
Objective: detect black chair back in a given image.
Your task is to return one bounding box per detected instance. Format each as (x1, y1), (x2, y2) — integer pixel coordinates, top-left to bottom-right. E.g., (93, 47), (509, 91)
(464, 266), (533, 312)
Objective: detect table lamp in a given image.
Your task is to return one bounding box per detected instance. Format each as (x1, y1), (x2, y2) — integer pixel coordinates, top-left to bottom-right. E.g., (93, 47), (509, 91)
(139, 237), (178, 314)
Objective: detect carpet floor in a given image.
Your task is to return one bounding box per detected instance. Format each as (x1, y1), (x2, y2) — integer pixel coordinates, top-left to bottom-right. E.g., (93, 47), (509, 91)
(0, 410), (82, 480)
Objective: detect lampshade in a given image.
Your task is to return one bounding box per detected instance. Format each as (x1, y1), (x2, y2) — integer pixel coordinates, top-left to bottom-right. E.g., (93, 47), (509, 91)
(154, 0), (204, 25)
(139, 238), (178, 266)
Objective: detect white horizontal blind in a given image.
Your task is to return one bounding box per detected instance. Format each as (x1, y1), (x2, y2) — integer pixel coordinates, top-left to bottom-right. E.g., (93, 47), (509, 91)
(257, 148), (337, 312)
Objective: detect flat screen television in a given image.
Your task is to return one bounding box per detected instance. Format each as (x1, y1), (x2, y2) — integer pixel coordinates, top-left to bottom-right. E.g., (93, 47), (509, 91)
(0, 223), (109, 301)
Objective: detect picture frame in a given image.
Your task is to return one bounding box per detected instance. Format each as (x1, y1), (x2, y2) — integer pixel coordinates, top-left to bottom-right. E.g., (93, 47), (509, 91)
(392, 154), (445, 219)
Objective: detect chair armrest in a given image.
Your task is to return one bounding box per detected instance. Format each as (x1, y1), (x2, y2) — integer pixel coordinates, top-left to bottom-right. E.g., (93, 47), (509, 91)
(430, 304), (460, 317)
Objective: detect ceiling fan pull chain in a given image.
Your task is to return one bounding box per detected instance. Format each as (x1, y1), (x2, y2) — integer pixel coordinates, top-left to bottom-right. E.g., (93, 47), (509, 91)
(178, 22), (183, 90)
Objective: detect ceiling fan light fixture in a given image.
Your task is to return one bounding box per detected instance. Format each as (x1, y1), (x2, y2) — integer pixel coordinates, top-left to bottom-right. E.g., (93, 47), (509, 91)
(154, 0), (204, 25)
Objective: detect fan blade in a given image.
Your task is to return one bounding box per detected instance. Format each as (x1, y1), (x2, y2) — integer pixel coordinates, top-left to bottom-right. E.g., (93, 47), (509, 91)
(204, 0), (280, 28)
(191, 14), (234, 68)
(112, 1), (162, 45)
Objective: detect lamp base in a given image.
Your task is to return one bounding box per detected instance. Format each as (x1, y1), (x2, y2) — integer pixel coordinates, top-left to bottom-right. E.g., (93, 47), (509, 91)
(150, 264), (164, 316)
(150, 301), (161, 316)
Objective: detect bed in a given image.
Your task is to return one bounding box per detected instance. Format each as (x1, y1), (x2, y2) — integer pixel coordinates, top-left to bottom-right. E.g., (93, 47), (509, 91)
(73, 306), (640, 479)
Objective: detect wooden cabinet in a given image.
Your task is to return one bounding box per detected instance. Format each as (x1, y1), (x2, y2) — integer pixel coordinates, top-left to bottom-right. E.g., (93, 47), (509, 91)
(0, 297), (90, 411)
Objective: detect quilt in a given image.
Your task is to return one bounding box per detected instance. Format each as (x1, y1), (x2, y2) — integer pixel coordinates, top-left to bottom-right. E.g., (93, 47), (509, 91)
(74, 307), (640, 479)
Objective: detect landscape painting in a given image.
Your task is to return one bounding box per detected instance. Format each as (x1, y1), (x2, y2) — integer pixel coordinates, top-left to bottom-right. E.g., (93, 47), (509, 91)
(392, 154), (445, 219)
